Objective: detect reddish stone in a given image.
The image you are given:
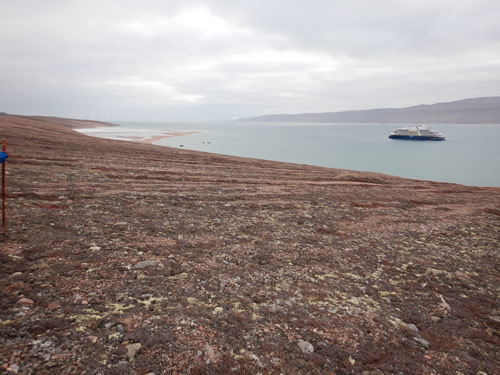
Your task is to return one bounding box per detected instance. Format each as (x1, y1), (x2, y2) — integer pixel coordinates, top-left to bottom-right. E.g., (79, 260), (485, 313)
(48, 301), (61, 309)
(17, 297), (34, 305)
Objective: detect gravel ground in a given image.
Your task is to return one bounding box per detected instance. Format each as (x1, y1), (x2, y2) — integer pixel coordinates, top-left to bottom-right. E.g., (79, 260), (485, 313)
(0, 115), (499, 374)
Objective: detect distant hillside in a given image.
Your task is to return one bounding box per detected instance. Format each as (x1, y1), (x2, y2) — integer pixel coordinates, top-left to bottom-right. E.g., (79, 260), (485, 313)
(241, 97), (500, 124)
(23, 116), (117, 129)
(0, 113), (116, 129)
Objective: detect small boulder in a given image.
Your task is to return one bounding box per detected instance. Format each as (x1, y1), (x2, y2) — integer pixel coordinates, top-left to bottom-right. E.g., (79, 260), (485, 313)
(133, 260), (157, 269)
(413, 337), (430, 349)
(7, 363), (20, 373)
(204, 343), (215, 362)
(126, 343), (142, 360)
(406, 323), (419, 332)
(298, 340), (314, 354)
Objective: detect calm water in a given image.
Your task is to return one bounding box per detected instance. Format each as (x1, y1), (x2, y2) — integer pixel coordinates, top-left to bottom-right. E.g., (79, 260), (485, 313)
(79, 122), (500, 187)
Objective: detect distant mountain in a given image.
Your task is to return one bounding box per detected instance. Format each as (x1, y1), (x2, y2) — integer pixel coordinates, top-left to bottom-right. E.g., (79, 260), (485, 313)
(241, 97), (500, 124)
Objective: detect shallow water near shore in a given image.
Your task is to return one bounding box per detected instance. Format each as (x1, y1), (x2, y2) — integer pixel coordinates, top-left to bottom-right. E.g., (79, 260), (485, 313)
(79, 122), (500, 187)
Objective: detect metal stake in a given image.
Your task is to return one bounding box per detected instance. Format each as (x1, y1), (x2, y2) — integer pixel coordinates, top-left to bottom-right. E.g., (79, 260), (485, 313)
(2, 138), (6, 235)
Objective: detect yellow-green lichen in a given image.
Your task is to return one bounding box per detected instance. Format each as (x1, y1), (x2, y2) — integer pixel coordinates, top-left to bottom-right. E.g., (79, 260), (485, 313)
(108, 331), (122, 340)
(251, 312), (262, 321)
(70, 312), (103, 324)
(232, 302), (245, 313)
(169, 272), (188, 279)
(109, 303), (135, 314)
(315, 273), (337, 281)
(0, 319), (17, 326)
(136, 296), (165, 309)
(213, 306), (224, 314)
(69, 312), (103, 332)
(186, 297), (218, 309)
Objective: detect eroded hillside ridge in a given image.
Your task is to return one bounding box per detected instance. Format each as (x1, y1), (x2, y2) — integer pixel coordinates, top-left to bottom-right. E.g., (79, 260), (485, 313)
(244, 96), (500, 124)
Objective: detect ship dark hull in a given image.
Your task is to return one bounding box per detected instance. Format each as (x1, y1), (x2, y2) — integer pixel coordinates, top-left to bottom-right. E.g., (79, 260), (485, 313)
(389, 135), (445, 141)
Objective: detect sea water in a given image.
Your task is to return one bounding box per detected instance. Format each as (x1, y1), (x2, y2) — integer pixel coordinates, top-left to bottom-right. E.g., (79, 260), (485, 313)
(78, 122), (500, 187)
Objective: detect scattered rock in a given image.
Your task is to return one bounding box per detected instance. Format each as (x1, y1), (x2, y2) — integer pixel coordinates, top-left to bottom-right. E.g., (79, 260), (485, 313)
(116, 324), (124, 333)
(17, 298), (34, 305)
(115, 361), (130, 372)
(204, 343), (215, 362)
(47, 301), (61, 309)
(9, 272), (23, 279)
(406, 323), (419, 332)
(298, 340), (314, 354)
(270, 357), (281, 365)
(316, 341), (328, 349)
(126, 343), (142, 360)
(438, 294), (451, 313)
(413, 337), (430, 349)
(6, 363), (19, 373)
(40, 340), (53, 349)
(248, 352), (263, 367)
(89, 246), (102, 251)
(133, 260), (157, 269)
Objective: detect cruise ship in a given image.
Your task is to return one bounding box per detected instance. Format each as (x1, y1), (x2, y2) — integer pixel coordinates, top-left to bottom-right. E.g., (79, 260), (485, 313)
(389, 125), (445, 141)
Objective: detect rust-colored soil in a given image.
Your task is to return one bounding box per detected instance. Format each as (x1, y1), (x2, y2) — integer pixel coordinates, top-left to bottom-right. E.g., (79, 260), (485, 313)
(0, 115), (499, 374)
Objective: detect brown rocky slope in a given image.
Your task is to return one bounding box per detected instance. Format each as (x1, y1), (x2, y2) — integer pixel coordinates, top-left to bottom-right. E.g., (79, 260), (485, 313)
(0, 115), (499, 374)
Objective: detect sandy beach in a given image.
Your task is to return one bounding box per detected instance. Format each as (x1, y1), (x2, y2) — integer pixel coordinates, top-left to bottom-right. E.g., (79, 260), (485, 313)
(0, 114), (499, 374)
(117, 132), (200, 145)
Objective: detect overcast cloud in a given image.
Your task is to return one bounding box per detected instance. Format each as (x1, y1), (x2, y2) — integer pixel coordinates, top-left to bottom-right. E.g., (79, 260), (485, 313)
(1, 0), (499, 121)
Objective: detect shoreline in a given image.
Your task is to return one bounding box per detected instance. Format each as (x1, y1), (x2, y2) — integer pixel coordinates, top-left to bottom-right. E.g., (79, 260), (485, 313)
(117, 131), (200, 144)
(79, 123), (500, 188)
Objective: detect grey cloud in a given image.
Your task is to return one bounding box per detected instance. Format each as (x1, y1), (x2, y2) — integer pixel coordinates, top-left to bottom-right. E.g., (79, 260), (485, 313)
(1, 0), (499, 120)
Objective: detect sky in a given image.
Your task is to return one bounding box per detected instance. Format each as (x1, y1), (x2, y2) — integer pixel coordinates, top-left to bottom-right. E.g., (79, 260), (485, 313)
(1, 0), (500, 121)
